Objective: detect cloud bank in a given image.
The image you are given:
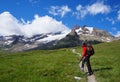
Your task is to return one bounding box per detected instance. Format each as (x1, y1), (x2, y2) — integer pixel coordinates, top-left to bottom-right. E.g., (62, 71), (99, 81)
(73, 2), (111, 19)
(0, 11), (70, 37)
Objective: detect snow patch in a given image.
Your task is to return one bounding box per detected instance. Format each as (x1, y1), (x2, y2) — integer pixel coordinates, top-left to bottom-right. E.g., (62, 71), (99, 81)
(75, 28), (82, 35)
(5, 40), (13, 45)
(37, 31), (70, 43)
(86, 27), (93, 34)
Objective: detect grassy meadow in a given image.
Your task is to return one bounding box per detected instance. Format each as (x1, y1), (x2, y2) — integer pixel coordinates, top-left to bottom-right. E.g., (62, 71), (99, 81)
(0, 40), (120, 82)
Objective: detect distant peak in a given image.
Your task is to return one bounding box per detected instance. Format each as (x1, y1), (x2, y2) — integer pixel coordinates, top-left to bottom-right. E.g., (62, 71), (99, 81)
(72, 25), (80, 31)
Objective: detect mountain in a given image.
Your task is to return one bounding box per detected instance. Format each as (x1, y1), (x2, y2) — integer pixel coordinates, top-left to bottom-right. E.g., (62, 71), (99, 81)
(0, 25), (118, 52)
(0, 32), (70, 52)
(50, 28), (80, 49)
(74, 25), (115, 42)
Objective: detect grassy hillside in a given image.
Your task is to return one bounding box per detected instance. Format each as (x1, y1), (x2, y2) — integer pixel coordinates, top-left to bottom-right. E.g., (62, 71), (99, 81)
(0, 40), (120, 82)
(93, 40), (120, 82)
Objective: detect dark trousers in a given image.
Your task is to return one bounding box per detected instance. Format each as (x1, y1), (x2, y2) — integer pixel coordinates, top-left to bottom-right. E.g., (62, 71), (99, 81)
(81, 56), (93, 74)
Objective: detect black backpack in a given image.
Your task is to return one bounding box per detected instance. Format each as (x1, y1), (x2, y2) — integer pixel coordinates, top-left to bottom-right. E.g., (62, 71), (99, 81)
(87, 46), (94, 56)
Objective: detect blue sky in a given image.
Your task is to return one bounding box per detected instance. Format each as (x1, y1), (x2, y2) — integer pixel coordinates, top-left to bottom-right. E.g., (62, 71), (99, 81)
(0, 0), (120, 37)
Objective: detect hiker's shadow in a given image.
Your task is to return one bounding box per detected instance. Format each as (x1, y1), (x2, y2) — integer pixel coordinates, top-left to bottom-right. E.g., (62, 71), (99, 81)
(93, 67), (112, 72)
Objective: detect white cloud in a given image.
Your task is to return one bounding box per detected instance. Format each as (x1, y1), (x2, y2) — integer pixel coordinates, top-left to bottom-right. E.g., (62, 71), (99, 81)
(73, 2), (111, 19)
(73, 5), (87, 19)
(87, 2), (111, 15)
(117, 10), (120, 20)
(0, 11), (70, 37)
(22, 15), (70, 37)
(0, 12), (22, 36)
(49, 5), (71, 18)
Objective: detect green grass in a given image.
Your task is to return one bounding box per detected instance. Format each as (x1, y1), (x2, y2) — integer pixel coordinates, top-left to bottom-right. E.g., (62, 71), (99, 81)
(93, 40), (120, 82)
(0, 40), (120, 82)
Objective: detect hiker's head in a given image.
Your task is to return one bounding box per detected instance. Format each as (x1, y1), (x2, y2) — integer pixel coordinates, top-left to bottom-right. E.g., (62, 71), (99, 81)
(82, 42), (87, 46)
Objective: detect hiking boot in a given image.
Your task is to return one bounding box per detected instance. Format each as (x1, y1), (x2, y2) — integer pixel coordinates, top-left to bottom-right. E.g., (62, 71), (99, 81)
(86, 72), (93, 76)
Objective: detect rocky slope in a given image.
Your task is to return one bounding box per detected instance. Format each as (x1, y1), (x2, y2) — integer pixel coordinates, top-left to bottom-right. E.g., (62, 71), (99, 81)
(74, 25), (115, 42)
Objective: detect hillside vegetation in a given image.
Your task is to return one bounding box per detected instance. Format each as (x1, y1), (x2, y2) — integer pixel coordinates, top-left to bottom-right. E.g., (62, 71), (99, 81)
(0, 40), (120, 82)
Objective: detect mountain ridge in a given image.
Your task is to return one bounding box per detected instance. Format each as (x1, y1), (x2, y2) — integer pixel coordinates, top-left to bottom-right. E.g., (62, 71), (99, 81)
(0, 25), (119, 52)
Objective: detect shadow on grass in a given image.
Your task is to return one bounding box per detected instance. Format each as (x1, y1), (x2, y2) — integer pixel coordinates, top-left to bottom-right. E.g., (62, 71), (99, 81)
(93, 67), (112, 72)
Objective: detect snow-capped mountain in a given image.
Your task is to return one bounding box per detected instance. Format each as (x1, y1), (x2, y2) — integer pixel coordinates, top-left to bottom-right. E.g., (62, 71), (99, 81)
(0, 25), (118, 52)
(74, 25), (115, 42)
(0, 31), (70, 52)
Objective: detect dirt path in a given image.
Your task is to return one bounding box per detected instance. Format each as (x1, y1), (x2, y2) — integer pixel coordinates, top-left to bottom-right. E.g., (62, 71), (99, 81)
(87, 74), (97, 82)
(71, 48), (97, 82)
(72, 48), (81, 57)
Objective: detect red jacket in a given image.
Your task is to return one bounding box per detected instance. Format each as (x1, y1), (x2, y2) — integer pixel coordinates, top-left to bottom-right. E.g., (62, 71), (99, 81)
(82, 45), (88, 59)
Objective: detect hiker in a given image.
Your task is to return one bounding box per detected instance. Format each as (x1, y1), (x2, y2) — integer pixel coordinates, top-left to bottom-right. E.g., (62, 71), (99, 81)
(80, 42), (94, 76)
